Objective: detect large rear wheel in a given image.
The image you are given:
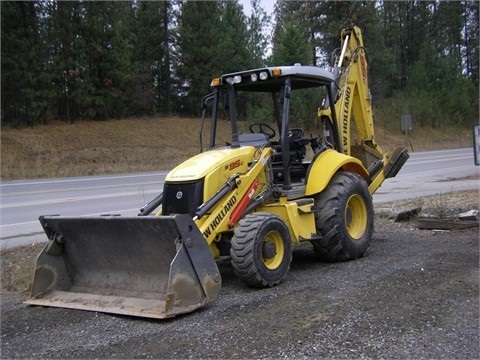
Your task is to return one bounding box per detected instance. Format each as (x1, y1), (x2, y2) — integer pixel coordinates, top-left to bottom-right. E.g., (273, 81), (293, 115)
(230, 212), (292, 287)
(311, 171), (374, 261)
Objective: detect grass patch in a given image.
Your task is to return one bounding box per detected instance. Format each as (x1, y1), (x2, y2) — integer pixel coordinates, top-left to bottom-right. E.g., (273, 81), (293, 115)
(1, 116), (474, 180)
(1, 117), (234, 180)
(1, 243), (44, 297)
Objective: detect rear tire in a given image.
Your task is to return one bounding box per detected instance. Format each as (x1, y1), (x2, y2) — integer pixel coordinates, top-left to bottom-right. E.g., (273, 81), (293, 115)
(311, 171), (374, 261)
(230, 212), (292, 287)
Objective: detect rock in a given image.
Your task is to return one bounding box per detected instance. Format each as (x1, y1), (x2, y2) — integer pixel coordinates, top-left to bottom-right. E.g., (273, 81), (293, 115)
(459, 209), (479, 221)
(394, 207), (422, 222)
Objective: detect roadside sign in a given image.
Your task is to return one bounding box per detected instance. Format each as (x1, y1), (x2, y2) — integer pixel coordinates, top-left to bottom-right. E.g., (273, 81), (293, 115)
(401, 115), (413, 152)
(474, 124), (480, 166)
(401, 114), (412, 132)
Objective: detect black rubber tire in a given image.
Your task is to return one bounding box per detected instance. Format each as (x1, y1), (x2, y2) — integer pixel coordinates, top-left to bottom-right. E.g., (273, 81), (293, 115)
(311, 171), (374, 261)
(230, 212), (292, 287)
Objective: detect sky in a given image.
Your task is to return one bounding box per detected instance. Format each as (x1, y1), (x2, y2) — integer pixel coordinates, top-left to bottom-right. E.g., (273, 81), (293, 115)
(240, 0), (276, 17)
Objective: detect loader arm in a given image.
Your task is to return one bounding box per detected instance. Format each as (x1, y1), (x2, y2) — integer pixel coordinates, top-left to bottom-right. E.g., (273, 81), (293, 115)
(194, 146), (273, 257)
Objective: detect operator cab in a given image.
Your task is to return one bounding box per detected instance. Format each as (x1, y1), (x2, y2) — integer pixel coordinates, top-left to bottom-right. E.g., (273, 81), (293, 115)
(201, 65), (338, 191)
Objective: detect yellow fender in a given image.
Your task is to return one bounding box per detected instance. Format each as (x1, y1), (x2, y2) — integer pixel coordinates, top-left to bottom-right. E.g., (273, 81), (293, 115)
(305, 149), (369, 196)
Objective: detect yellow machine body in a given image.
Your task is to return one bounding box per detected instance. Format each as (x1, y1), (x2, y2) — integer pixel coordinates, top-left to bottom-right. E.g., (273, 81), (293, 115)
(26, 26), (408, 320)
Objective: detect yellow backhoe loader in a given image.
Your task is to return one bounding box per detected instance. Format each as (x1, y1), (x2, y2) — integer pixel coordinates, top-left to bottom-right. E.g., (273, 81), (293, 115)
(26, 26), (408, 319)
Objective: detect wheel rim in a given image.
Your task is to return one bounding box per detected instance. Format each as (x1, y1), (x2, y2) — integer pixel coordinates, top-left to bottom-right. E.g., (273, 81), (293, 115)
(262, 231), (284, 269)
(345, 194), (368, 239)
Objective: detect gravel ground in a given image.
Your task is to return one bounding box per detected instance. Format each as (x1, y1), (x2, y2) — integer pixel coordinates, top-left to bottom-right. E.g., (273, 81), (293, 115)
(1, 191), (479, 359)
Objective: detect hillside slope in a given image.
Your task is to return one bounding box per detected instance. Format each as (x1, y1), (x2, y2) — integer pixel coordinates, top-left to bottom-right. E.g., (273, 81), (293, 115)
(1, 117), (473, 180)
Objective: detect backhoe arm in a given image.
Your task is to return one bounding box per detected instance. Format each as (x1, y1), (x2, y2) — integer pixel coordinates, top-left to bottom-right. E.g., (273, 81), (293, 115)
(319, 26), (408, 194)
(336, 27), (380, 155)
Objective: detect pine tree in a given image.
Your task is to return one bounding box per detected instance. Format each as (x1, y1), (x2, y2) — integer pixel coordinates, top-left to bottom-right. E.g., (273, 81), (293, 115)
(177, 0), (253, 115)
(1, 1), (45, 126)
(271, 0), (310, 65)
(177, 1), (221, 114)
(218, 0), (251, 72)
(133, 1), (174, 115)
(246, 0), (271, 67)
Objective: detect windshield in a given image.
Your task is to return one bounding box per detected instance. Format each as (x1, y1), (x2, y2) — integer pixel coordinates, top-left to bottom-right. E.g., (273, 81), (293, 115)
(201, 74), (331, 149)
(224, 80), (329, 137)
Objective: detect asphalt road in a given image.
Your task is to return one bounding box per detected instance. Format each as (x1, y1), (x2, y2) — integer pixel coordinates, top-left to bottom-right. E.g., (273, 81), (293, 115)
(0, 173), (167, 248)
(1, 148), (478, 249)
(373, 147), (479, 202)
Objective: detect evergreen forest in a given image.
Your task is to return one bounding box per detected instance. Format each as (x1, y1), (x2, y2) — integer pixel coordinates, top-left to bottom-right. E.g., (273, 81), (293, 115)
(1, 0), (478, 130)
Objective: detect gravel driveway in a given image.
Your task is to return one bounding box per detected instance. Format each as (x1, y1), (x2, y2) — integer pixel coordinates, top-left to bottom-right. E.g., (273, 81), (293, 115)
(1, 197), (479, 359)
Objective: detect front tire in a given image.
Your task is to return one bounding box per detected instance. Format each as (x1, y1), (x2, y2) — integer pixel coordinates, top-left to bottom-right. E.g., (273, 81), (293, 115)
(311, 171), (374, 261)
(230, 212), (292, 287)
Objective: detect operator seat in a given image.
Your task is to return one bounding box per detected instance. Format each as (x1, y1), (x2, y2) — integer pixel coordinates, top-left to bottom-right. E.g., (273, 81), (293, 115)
(272, 129), (307, 164)
(271, 128), (308, 182)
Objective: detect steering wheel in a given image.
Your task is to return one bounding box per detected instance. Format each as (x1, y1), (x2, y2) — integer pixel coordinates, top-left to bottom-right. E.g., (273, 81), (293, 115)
(249, 122), (276, 139)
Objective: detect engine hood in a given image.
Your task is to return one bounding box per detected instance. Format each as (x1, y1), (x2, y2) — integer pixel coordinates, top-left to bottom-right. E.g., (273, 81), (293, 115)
(165, 146), (257, 182)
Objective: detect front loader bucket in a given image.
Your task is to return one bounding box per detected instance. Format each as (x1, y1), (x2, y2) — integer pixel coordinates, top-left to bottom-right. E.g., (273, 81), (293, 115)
(25, 214), (221, 319)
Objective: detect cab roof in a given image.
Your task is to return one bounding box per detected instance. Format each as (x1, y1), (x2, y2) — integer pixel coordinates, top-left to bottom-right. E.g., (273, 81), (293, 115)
(213, 64), (335, 92)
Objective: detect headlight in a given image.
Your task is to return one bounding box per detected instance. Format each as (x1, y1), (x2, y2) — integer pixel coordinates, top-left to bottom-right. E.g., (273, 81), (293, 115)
(250, 73), (258, 82)
(226, 75), (242, 84)
(259, 71), (268, 80)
